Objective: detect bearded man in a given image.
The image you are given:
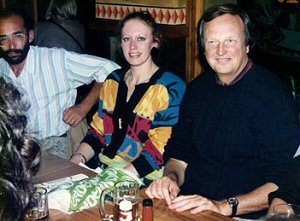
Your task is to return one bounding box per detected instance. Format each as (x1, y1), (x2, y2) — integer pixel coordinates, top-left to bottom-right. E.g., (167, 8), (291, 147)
(0, 6), (120, 159)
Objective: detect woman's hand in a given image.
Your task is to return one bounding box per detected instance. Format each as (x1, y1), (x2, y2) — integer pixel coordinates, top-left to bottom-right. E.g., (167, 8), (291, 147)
(69, 142), (95, 164)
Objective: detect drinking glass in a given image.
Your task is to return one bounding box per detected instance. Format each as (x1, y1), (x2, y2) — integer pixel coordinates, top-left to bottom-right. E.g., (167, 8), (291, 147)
(25, 187), (48, 220)
(267, 204), (300, 221)
(100, 180), (139, 221)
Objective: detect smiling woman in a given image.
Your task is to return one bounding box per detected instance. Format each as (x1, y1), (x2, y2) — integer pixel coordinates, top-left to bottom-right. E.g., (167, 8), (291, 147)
(71, 11), (186, 186)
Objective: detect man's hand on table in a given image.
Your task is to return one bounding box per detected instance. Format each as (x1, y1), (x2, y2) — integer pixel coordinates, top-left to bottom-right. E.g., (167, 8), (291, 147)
(146, 176), (231, 216)
(167, 194), (231, 216)
(145, 176), (180, 206)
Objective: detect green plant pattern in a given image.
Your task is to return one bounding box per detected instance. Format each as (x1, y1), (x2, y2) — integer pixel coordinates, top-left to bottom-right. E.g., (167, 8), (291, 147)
(49, 167), (142, 212)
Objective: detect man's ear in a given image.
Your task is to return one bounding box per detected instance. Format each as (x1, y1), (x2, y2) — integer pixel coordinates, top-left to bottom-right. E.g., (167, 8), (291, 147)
(28, 30), (34, 43)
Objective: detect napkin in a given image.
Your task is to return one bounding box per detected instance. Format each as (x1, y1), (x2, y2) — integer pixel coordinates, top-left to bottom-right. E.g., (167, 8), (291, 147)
(48, 167), (143, 213)
(78, 162), (102, 174)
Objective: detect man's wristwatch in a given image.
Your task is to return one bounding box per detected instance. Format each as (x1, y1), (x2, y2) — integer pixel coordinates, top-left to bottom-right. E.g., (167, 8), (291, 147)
(227, 197), (239, 217)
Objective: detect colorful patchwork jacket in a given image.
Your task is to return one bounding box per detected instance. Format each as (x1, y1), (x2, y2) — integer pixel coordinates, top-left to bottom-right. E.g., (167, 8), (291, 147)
(82, 68), (186, 180)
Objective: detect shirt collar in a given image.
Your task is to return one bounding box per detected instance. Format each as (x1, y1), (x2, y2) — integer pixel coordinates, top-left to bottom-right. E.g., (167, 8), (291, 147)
(21, 46), (35, 76)
(216, 59), (253, 86)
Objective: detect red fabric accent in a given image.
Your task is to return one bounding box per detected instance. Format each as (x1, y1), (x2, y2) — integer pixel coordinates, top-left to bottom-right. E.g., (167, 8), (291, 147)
(143, 140), (164, 166)
(90, 128), (106, 144)
(103, 112), (114, 134)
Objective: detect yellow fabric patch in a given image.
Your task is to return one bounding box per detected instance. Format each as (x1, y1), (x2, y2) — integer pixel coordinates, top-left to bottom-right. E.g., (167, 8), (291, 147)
(101, 79), (119, 111)
(134, 85), (169, 119)
(148, 127), (172, 154)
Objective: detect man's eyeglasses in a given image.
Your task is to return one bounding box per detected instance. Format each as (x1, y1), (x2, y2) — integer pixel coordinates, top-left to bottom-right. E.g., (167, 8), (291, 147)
(0, 32), (27, 47)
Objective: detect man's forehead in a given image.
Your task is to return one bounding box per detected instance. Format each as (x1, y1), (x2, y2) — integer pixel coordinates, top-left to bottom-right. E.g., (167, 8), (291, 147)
(204, 14), (244, 34)
(0, 15), (25, 34)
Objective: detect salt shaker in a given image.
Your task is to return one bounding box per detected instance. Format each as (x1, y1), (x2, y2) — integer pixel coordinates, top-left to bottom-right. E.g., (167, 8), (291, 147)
(142, 199), (153, 221)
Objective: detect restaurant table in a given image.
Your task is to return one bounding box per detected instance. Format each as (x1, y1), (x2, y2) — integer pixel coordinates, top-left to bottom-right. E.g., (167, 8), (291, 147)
(33, 153), (235, 221)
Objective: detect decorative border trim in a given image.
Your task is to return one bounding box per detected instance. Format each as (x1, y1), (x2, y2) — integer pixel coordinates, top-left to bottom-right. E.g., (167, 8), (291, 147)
(95, 4), (186, 25)
(95, 0), (186, 7)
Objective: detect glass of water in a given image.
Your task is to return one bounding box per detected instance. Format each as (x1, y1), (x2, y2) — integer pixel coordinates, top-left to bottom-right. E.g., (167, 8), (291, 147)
(268, 204), (300, 221)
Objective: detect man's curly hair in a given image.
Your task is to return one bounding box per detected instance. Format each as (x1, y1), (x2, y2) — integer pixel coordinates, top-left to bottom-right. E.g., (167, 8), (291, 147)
(0, 77), (41, 221)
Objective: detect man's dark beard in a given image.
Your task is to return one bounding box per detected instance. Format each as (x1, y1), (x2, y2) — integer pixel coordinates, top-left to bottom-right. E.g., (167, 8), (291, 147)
(2, 42), (30, 65)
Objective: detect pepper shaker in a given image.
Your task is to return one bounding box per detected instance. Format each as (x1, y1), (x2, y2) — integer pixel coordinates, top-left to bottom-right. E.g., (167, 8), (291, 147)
(142, 199), (153, 221)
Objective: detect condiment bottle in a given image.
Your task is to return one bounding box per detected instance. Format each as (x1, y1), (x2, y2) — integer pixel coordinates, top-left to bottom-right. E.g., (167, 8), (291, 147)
(142, 199), (153, 221)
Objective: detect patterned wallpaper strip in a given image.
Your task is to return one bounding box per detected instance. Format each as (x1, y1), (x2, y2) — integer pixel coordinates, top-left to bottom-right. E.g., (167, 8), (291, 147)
(95, 3), (186, 25)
